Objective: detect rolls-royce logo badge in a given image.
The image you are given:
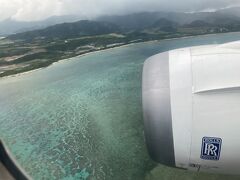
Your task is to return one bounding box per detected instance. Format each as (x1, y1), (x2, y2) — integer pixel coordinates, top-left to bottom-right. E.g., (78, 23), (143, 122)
(201, 137), (222, 160)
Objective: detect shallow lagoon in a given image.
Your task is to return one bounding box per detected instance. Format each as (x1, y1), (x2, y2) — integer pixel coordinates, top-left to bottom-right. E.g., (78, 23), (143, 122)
(1, 33), (240, 179)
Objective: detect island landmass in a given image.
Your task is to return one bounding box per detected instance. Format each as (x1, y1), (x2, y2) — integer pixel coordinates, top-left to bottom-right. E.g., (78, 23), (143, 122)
(1, 13), (240, 78)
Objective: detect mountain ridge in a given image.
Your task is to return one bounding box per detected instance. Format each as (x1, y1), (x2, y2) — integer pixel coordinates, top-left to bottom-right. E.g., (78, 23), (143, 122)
(2, 7), (240, 36)
(8, 20), (120, 41)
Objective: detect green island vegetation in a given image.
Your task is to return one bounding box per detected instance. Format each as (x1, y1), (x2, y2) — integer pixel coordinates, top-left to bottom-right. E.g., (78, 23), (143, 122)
(1, 13), (240, 77)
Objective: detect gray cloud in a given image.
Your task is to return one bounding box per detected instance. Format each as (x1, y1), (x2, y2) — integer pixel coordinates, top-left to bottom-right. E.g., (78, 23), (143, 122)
(0, 0), (240, 21)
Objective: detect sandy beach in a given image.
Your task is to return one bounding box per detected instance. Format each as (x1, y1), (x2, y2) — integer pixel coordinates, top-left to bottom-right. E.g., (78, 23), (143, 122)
(1, 31), (239, 80)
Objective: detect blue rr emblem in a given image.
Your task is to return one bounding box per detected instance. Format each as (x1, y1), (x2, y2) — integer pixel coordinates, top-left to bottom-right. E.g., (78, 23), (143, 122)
(201, 137), (222, 161)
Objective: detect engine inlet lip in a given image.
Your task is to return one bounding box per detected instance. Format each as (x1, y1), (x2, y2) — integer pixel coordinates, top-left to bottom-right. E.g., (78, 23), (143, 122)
(142, 52), (175, 167)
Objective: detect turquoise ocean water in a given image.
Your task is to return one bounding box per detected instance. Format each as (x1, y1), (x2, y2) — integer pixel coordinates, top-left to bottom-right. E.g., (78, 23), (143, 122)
(1, 33), (240, 179)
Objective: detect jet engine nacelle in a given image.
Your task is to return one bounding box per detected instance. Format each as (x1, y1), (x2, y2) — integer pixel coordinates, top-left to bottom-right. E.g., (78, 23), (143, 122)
(142, 41), (240, 175)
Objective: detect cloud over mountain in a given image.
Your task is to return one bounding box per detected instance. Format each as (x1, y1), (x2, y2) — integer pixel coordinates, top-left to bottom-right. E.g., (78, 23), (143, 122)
(1, 0), (240, 22)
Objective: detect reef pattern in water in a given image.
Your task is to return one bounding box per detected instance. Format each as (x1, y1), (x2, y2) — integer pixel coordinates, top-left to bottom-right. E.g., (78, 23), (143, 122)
(1, 33), (240, 179)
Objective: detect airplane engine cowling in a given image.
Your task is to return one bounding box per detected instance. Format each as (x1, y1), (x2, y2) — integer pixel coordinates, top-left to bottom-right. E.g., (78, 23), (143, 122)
(142, 41), (240, 175)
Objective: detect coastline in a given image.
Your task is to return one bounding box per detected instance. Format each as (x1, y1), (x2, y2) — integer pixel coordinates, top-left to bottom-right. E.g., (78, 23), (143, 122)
(1, 31), (240, 80)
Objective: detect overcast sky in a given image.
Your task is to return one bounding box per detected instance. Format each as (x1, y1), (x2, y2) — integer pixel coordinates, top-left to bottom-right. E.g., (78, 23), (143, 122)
(1, 0), (240, 22)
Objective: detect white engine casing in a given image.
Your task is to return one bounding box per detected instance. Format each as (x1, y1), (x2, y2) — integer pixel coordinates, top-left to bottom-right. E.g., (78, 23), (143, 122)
(142, 41), (240, 175)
